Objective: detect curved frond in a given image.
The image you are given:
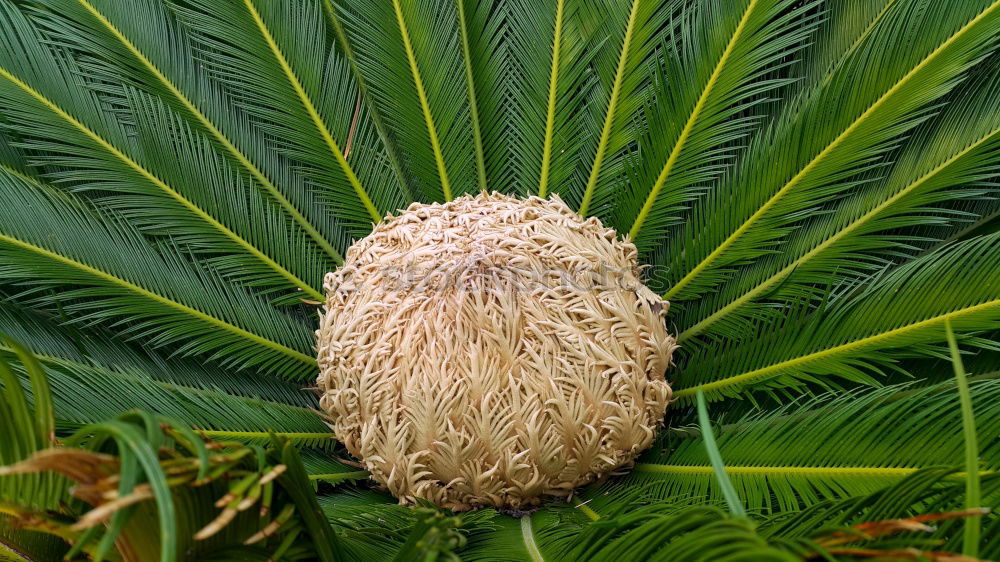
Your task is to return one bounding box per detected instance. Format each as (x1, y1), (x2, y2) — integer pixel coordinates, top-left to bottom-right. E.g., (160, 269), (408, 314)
(677, 59), (1000, 342)
(175, 0), (405, 232)
(6, 354), (331, 447)
(0, 171), (316, 378)
(578, 0), (681, 216)
(458, 0), (618, 200)
(31, 0), (345, 264)
(535, 0), (565, 199)
(617, 0), (820, 248)
(0, 1), (325, 301)
(659, 1), (1000, 302)
(322, 0), (414, 200)
(631, 381), (1000, 512)
(331, 0), (475, 201)
(457, 0), (488, 192)
(0, 297), (311, 405)
(674, 233), (1000, 401)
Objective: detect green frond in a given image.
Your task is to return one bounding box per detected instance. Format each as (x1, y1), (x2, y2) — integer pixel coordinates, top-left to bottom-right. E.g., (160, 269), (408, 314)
(331, 0), (475, 202)
(391, 0), (456, 200)
(0, 296), (312, 405)
(796, 0), (898, 88)
(615, 0), (820, 248)
(538, 470), (999, 562)
(454, 0), (513, 194)
(0, 1), (325, 301)
(0, 172), (316, 379)
(673, 232), (1000, 401)
(627, 380), (1000, 513)
(456, 0), (620, 200)
(461, 503), (793, 562)
(946, 320), (983, 556)
(535, 0), (565, 199)
(0, 339), (68, 512)
(15, 359), (330, 447)
(242, 0), (380, 220)
(577, 0), (644, 216)
(175, 0), (406, 232)
(658, 0), (1000, 302)
(31, 0), (345, 265)
(525, 0), (621, 204)
(676, 59), (1000, 342)
(758, 470), (1000, 558)
(0, 306), (326, 443)
(322, 0), (415, 200)
(456, 0), (488, 193)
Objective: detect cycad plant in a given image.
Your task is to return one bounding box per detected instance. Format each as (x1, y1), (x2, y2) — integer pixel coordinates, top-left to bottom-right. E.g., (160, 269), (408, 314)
(0, 0), (998, 559)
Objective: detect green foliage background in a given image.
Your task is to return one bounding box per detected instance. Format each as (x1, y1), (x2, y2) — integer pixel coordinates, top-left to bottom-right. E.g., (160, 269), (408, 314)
(0, 0), (998, 559)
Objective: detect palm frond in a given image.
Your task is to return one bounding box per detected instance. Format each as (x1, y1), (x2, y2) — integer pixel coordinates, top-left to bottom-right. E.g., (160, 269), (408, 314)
(658, 1), (1000, 302)
(0, 338), (66, 511)
(322, 0), (415, 200)
(30, 0), (347, 265)
(0, 309), (329, 447)
(795, 0), (898, 88)
(461, 503), (794, 562)
(174, 0), (405, 231)
(2, 400), (344, 561)
(676, 57), (1000, 342)
(628, 380), (1000, 513)
(9, 356), (332, 448)
(577, 0), (683, 216)
(528, 470), (998, 562)
(456, 0), (489, 192)
(759, 470), (1000, 559)
(330, 0), (475, 201)
(535, 0), (566, 199)
(456, 0), (618, 200)
(0, 0), (326, 301)
(673, 232), (1000, 401)
(616, 0), (820, 250)
(0, 171), (316, 379)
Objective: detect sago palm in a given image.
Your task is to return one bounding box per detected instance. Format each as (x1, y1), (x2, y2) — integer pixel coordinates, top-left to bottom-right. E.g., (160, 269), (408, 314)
(0, 0), (998, 559)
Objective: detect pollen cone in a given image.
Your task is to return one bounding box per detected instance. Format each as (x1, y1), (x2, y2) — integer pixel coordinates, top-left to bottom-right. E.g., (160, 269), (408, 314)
(316, 192), (676, 510)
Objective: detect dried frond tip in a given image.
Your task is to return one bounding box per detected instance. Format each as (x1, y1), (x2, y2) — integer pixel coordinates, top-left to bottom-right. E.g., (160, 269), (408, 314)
(316, 192), (676, 510)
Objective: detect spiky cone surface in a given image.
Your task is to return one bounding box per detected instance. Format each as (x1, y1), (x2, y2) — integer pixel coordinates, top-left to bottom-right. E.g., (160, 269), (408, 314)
(316, 192), (676, 510)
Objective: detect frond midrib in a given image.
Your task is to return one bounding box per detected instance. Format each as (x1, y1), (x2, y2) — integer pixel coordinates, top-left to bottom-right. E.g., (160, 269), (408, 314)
(391, 0), (453, 201)
(77, 0), (344, 264)
(197, 429), (331, 440)
(663, 1), (1000, 300)
(0, 231), (315, 366)
(579, 0), (641, 216)
(634, 463), (996, 477)
(0, 64), (324, 301)
(309, 471), (370, 482)
(678, 123), (1000, 342)
(537, 0), (565, 199)
(243, 0), (382, 222)
(521, 514), (545, 562)
(456, 0), (487, 193)
(674, 298), (1000, 399)
(634, 463), (918, 476)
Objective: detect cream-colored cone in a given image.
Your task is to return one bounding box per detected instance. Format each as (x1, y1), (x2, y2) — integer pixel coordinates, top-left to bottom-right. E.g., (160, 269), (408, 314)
(316, 192), (675, 510)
